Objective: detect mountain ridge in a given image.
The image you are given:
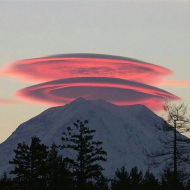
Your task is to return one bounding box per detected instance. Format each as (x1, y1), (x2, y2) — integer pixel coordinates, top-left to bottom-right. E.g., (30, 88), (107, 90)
(0, 98), (182, 177)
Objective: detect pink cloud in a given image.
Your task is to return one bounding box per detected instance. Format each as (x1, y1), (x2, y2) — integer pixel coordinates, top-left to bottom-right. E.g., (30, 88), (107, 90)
(15, 77), (180, 111)
(0, 99), (18, 105)
(1, 53), (181, 111)
(160, 80), (190, 88)
(0, 54), (172, 85)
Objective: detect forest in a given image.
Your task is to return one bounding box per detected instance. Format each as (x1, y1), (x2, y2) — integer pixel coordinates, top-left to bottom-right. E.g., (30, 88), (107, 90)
(1, 103), (190, 190)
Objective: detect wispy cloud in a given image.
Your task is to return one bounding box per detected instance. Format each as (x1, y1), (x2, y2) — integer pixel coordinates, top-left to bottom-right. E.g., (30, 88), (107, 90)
(160, 80), (190, 88)
(0, 99), (18, 105)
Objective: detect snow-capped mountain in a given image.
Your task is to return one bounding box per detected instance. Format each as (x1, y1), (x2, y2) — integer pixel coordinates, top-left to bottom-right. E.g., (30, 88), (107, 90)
(0, 98), (187, 177)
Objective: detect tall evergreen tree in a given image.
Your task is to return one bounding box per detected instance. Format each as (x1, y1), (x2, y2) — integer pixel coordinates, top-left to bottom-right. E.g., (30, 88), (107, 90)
(0, 172), (13, 190)
(9, 136), (48, 190)
(93, 174), (110, 190)
(129, 166), (143, 190)
(111, 166), (130, 190)
(111, 166), (143, 190)
(29, 136), (48, 189)
(61, 120), (107, 190)
(142, 170), (160, 190)
(160, 167), (185, 190)
(46, 143), (75, 190)
(9, 142), (30, 189)
(46, 142), (62, 188)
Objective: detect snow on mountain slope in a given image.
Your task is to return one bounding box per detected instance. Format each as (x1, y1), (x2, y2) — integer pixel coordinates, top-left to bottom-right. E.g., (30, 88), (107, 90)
(0, 98), (186, 177)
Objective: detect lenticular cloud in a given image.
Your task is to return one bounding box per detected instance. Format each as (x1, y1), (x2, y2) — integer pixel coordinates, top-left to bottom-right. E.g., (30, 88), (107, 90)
(15, 77), (180, 111)
(0, 53), (180, 110)
(1, 54), (172, 85)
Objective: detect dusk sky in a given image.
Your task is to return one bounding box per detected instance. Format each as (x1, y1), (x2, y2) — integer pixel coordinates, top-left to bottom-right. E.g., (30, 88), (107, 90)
(0, 1), (190, 143)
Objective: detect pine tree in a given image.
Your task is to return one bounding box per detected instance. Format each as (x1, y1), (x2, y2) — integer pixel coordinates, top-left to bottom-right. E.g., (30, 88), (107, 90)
(46, 143), (75, 190)
(9, 142), (30, 189)
(29, 136), (48, 189)
(46, 142), (62, 188)
(111, 166), (131, 190)
(0, 172), (13, 190)
(94, 174), (109, 190)
(61, 120), (107, 190)
(142, 170), (160, 190)
(129, 166), (143, 190)
(111, 166), (143, 190)
(9, 136), (48, 190)
(160, 167), (185, 190)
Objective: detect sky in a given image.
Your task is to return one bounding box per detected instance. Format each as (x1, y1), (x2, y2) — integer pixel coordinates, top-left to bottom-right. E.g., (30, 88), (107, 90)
(0, 1), (190, 143)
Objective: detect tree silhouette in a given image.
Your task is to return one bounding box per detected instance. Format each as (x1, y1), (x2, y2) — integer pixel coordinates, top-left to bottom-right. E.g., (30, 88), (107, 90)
(9, 142), (30, 189)
(111, 166), (143, 190)
(160, 167), (185, 190)
(61, 120), (107, 190)
(147, 102), (190, 188)
(0, 172), (13, 190)
(46, 143), (75, 190)
(142, 170), (160, 190)
(111, 166), (130, 190)
(129, 166), (143, 190)
(9, 136), (48, 190)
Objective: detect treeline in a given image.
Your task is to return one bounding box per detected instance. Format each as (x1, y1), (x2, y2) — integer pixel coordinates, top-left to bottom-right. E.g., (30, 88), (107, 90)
(2, 163), (190, 190)
(1, 120), (190, 190)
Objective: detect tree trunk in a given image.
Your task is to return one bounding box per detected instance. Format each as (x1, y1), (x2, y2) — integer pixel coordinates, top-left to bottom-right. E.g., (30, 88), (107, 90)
(174, 120), (178, 188)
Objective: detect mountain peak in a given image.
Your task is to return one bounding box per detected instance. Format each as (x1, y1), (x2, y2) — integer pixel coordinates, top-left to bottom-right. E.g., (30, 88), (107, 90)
(71, 97), (87, 103)
(0, 98), (175, 177)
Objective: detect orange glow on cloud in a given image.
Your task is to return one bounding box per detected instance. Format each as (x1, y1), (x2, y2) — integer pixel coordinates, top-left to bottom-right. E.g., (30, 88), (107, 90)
(160, 80), (190, 88)
(0, 54), (172, 85)
(1, 53), (181, 110)
(15, 77), (180, 111)
(0, 99), (18, 105)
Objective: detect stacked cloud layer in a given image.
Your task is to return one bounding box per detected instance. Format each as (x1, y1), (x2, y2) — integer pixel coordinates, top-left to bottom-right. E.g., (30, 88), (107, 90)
(0, 53), (180, 111)
(1, 54), (172, 84)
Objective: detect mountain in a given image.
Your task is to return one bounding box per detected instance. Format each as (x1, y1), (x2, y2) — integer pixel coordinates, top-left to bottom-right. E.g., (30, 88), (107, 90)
(0, 98), (188, 177)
